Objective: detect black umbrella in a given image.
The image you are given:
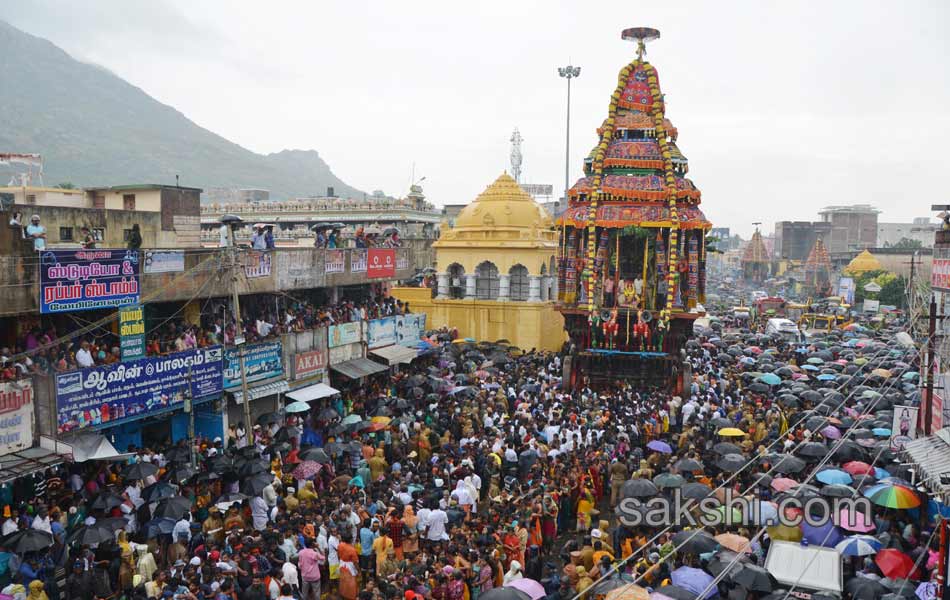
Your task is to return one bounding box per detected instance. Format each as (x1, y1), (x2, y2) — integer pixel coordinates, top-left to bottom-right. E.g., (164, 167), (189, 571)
(707, 550), (748, 577)
(680, 482), (713, 500)
(478, 588), (531, 600)
(654, 473), (686, 489)
(67, 524), (114, 546)
(153, 496), (193, 520)
(0, 529), (54, 552)
(819, 484), (857, 498)
(256, 412), (280, 425)
(238, 459), (269, 477)
(717, 453), (747, 473)
(90, 492), (125, 511)
(656, 586), (699, 600)
(298, 447), (331, 464)
(208, 455), (235, 472)
(274, 426), (302, 443)
(833, 441), (867, 462)
(164, 463), (197, 485)
(96, 517), (131, 532)
(316, 407), (338, 421)
(142, 518), (177, 538)
(732, 564), (777, 592)
(764, 454), (807, 474)
(121, 462), (159, 481)
(165, 446), (192, 464)
(713, 442), (743, 456)
(845, 577), (887, 600)
(141, 481), (178, 503)
(215, 492), (248, 509)
(621, 478), (659, 498)
(241, 473), (272, 496)
(674, 458), (704, 472)
(797, 442), (827, 458)
(752, 474), (774, 489)
(671, 530), (718, 554)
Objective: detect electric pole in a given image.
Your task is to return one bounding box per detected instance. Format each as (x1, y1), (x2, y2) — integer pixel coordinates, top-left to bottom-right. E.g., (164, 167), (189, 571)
(926, 294), (937, 435)
(222, 216), (253, 444)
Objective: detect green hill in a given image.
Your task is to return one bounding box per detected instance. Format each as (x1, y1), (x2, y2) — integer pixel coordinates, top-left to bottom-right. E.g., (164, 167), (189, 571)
(0, 20), (363, 199)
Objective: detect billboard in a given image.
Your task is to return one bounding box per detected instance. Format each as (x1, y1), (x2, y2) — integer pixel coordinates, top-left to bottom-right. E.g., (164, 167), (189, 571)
(329, 322), (363, 348)
(56, 346), (223, 434)
(367, 317), (397, 349)
(0, 380), (34, 456)
(223, 341), (283, 390)
(837, 277), (855, 305)
(396, 313), (427, 346)
(367, 248), (396, 278)
(119, 305), (146, 362)
(326, 250), (345, 274)
(277, 250), (325, 289)
(892, 404), (919, 450)
(294, 350), (327, 380)
(351, 250), (367, 273)
(40, 249), (140, 314)
(244, 250), (272, 278)
(143, 250), (185, 274)
(933, 258), (950, 291)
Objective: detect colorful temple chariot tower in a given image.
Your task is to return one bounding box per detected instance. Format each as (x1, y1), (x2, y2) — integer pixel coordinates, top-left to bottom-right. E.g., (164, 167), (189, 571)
(803, 237), (833, 298)
(741, 226), (771, 283)
(556, 28), (711, 389)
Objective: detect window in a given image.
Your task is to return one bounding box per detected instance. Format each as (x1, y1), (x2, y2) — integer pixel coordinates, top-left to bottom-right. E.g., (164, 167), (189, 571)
(475, 261), (499, 300)
(59, 227), (73, 241)
(92, 228), (105, 241)
(123, 194), (136, 211)
(509, 264), (529, 301)
(447, 264), (465, 299)
(26, 194), (36, 204)
(93, 195), (105, 209)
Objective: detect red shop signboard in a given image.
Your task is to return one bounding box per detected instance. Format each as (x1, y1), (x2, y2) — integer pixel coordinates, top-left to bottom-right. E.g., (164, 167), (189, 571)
(367, 249), (396, 278)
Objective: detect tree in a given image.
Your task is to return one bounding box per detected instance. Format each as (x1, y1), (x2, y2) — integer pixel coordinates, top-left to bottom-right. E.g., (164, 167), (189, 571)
(893, 237), (923, 249)
(54, 182), (76, 189)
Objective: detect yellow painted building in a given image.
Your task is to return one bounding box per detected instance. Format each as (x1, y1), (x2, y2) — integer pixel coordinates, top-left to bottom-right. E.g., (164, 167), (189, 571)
(391, 173), (566, 351)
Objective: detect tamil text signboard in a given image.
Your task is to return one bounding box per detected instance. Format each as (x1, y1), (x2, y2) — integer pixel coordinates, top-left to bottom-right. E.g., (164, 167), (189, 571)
(0, 380), (34, 456)
(119, 305), (146, 362)
(40, 249), (140, 314)
(329, 322), (363, 348)
(223, 341), (283, 390)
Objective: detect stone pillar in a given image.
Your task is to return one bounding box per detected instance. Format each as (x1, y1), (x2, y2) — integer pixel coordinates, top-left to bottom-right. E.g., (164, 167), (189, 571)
(551, 275), (559, 302)
(498, 274), (510, 301)
(542, 276), (553, 302)
(436, 273), (449, 299)
(464, 274), (477, 299)
(329, 286), (339, 303)
(528, 275), (542, 302)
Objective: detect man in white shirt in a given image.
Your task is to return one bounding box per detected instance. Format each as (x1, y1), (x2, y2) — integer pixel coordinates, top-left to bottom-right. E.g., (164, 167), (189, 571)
(75, 341), (94, 368)
(425, 505), (449, 542)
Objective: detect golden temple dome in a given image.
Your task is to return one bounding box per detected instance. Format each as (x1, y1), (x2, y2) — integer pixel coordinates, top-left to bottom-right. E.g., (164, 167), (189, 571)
(437, 173), (556, 247)
(844, 249), (884, 275)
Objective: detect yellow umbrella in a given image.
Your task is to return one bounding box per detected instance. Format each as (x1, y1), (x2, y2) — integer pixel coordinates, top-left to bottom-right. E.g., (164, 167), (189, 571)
(370, 416), (391, 425)
(767, 523), (802, 542)
(871, 368), (892, 378)
(606, 584), (650, 600)
(718, 427), (747, 437)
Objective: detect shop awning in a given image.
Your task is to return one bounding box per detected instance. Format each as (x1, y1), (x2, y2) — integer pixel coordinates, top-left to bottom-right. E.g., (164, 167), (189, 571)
(231, 380), (289, 404)
(287, 383), (341, 403)
(331, 357), (389, 379)
(54, 431), (136, 462)
(0, 437), (74, 483)
(904, 428), (950, 499)
(370, 345), (418, 365)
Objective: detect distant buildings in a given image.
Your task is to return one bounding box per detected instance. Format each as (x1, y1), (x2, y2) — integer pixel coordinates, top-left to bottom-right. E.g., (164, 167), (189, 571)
(818, 204), (880, 253)
(877, 217), (937, 248)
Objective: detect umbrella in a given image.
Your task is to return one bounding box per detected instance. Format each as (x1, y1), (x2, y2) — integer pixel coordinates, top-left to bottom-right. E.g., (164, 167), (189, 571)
(816, 469), (852, 485)
(836, 535), (882, 556)
(797, 442), (828, 458)
(241, 473), (273, 496)
(767, 524), (802, 542)
(835, 506), (876, 532)
(274, 426), (301, 444)
(285, 401), (311, 414)
(256, 412), (280, 425)
(163, 463), (197, 485)
(876, 549), (919, 580)
(732, 564), (777, 592)
(96, 517), (131, 532)
(506, 579), (546, 600)
(757, 373), (782, 386)
(317, 407), (338, 421)
(141, 481), (178, 503)
(680, 482), (713, 500)
(340, 414), (362, 425)
(864, 484), (920, 509)
(479, 589), (531, 600)
(766, 454), (807, 474)
(648, 440), (673, 454)
(121, 462), (159, 481)
(291, 461), (323, 480)
(671, 567), (716, 599)
(717, 453), (747, 473)
(713, 442), (743, 456)
(164, 446), (192, 464)
(671, 530), (718, 554)
(238, 459), (269, 477)
(718, 428), (747, 437)
(142, 517), (177, 538)
(844, 461), (877, 476)
(802, 521), (844, 547)
(714, 533), (751, 553)
(846, 578), (887, 600)
(66, 524), (114, 546)
(0, 529), (53, 554)
(298, 447), (331, 464)
(215, 492), (248, 511)
(606, 585), (650, 600)
(674, 458), (704, 472)
(621, 478), (659, 498)
(90, 492), (125, 511)
(819, 484), (858, 498)
(153, 496), (193, 520)
(654, 473), (686, 489)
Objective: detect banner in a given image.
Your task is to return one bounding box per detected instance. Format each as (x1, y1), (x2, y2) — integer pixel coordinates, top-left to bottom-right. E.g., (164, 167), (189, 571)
(367, 248), (396, 278)
(277, 250), (325, 289)
(224, 341), (283, 390)
(40, 249), (140, 314)
(329, 322), (362, 348)
(326, 250), (345, 274)
(244, 250), (272, 278)
(294, 350), (327, 380)
(397, 313), (427, 346)
(0, 380), (34, 456)
(351, 249), (367, 273)
(892, 404), (919, 450)
(933, 258), (950, 291)
(837, 277), (855, 305)
(144, 250), (185, 274)
(367, 317), (397, 349)
(55, 347), (223, 434)
(329, 342), (361, 365)
(397, 249), (409, 271)
(119, 305), (146, 362)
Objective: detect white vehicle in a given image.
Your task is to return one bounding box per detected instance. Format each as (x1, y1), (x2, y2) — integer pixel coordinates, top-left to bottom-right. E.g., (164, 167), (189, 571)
(765, 318), (801, 341)
(751, 290), (768, 302)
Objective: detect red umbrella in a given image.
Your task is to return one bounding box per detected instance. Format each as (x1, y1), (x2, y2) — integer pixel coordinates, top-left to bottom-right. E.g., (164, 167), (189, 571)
(843, 461), (875, 476)
(770, 477), (798, 492)
(874, 548), (919, 580)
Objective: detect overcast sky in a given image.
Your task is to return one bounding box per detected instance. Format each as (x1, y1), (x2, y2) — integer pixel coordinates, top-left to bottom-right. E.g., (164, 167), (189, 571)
(2, 1), (947, 237)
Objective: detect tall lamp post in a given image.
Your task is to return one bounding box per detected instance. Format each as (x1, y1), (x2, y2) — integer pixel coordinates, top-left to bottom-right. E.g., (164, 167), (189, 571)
(558, 65), (581, 210)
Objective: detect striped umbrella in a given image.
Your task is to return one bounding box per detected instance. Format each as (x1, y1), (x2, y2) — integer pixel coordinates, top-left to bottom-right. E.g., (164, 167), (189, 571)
(835, 535), (882, 557)
(864, 484), (921, 509)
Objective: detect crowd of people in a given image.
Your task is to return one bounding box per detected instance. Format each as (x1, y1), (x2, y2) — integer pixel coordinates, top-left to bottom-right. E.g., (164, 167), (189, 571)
(0, 307), (937, 600)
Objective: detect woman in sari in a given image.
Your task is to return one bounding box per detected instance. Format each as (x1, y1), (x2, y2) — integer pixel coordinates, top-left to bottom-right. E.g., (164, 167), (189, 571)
(337, 534), (360, 600)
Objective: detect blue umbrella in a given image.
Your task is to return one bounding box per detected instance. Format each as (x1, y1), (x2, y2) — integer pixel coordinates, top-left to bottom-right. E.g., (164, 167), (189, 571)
(758, 373), (782, 386)
(672, 566), (717, 599)
(816, 469), (853, 485)
(647, 440), (673, 454)
(835, 535), (882, 557)
(285, 401), (311, 414)
(802, 364), (820, 372)
(802, 520), (844, 547)
(749, 500), (779, 525)
(142, 517), (177, 538)
(874, 467), (891, 480)
(817, 374), (836, 381)
(872, 428), (892, 437)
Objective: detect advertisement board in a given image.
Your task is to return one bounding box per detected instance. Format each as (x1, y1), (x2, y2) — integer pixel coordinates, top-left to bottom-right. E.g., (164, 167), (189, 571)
(289, 327), (328, 380)
(367, 248), (396, 278)
(863, 299), (880, 313)
(396, 313), (427, 346)
(294, 350), (327, 380)
(40, 249), (140, 314)
(56, 347), (223, 434)
(933, 252), (950, 291)
(0, 380), (34, 456)
(326, 250), (345, 274)
(329, 342), (361, 365)
(143, 250), (185, 274)
(328, 322), (363, 348)
(836, 277), (855, 305)
(119, 305), (146, 362)
(892, 404), (919, 450)
(277, 250), (325, 289)
(244, 250), (272, 278)
(351, 250), (367, 273)
(367, 317), (397, 349)
(224, 341), (283, 390)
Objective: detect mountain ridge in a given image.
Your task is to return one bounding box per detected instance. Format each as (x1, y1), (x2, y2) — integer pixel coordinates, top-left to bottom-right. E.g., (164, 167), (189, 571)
(0, 20), (364, 199)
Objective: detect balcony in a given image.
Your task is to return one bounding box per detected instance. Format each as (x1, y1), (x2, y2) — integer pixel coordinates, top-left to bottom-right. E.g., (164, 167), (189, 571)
(0, 247), (424, 316)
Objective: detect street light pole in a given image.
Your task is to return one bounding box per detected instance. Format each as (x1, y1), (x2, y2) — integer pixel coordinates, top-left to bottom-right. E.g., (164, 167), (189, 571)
(558, 64), (581, 210)
(221, 215), (252, 445)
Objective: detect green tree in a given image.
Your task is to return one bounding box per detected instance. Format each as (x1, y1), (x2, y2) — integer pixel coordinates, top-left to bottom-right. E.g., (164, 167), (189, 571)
(892, 237), (923, 249)
(54, 182), (76, 189)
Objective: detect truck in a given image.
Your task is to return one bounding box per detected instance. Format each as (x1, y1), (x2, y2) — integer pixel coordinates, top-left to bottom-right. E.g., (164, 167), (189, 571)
(765, 318), (802, 342)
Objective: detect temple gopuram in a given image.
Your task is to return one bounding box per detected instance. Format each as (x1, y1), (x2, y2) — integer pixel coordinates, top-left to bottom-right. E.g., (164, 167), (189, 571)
(803, 237), (833, 298)
(741, 227), (771, 283)
(556, 28), (711, 390)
